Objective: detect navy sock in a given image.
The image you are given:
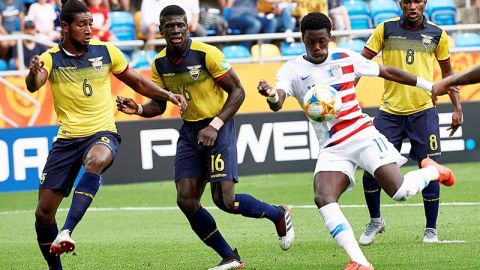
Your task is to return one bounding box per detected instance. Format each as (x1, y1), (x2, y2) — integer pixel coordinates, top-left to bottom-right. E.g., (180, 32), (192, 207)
(35, 221), (62, 269)
(62, 172), (100, 232)
(233, 194), (281, 222)
(187, 207), (233, 258)
(422, 181), (440, 229)
(362, 173), (382, 219)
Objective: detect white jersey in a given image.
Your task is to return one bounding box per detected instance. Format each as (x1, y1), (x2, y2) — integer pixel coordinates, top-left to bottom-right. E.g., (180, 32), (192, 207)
(275, 48), (380, 148)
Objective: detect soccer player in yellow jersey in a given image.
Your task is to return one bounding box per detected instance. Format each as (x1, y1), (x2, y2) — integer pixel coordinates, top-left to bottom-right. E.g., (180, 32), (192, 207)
(117, 5), (294, 270)
(25, 0), (186, 269)
(357, 0), (463, 245)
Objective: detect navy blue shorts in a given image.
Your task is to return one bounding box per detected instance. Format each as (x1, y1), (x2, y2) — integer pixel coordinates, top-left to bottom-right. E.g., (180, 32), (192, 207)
(373, 108), (441, 162)
(40, 131), (121, 196)
(175, 118), (238, 182)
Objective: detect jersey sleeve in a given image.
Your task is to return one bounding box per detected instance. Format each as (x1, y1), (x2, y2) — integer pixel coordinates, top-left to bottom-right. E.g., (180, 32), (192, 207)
(106, 43), (129, 75)
(350, 50), (380, 77)
(364, 23), (385, 55)
(435, 30), (450, 62)
(275, 62), (295, 97)
(151, 58), (166, 88)
(205, 45), (232, 79)
(39, 50), (52, 75)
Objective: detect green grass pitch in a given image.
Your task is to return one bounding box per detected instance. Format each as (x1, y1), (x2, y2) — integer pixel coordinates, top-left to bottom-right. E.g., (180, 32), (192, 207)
(0, 162), (479, 269)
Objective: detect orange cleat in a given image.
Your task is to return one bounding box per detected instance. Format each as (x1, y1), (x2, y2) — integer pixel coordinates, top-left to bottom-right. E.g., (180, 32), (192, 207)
(420, 157), (455, 186)
(344, 260), (374, 270)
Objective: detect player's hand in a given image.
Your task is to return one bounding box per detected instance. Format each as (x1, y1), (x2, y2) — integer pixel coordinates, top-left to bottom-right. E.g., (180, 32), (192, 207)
(448, 109), (463, 137)
(431, 79), (458, 106)
(197, 126), (218, 147)
(29, 55), (45, 74)
(257, 79), (276, 97)
(116, 96), (139, 115)
(168, 93), (188, 114)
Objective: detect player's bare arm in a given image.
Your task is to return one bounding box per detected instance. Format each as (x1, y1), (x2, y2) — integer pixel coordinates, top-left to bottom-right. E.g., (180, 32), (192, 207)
(116, 68), (187, 112)
(197, 70), (245, 147)
(116, 96), (167, 118)
(439, 60), (463, 136)
(379, 65), (432, 92)
(25, 55), (48, 93)
(257, 79), (286, 112)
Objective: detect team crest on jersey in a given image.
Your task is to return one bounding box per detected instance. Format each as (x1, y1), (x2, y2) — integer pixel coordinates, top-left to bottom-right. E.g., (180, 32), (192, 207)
(330, 64), (343, 78)
(88, 56), (104, 71)
(187, 65), (202, 80)
(421, 34), (433, 48)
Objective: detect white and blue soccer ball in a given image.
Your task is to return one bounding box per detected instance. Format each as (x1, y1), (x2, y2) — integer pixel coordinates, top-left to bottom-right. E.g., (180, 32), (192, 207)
(303, 84), (342, 123)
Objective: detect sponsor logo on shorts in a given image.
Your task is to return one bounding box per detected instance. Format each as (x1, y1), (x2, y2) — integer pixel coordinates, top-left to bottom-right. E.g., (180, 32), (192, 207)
(40, 173), (47, 184)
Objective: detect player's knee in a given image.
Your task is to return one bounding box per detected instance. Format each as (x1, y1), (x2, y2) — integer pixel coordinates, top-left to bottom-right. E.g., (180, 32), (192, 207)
(84, 156), (108, 174)
(314, 192), (336, 208)
(212, 195), (235, 213)
(35, 206), (55, 224)
(176, 195), (200, 215)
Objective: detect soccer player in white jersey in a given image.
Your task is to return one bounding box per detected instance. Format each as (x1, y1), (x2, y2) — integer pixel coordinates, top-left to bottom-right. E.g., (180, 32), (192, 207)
(257, 12), (455, 270)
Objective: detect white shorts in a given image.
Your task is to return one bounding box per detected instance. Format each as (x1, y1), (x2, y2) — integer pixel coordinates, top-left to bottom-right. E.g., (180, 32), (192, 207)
(314, 126), (408, 191)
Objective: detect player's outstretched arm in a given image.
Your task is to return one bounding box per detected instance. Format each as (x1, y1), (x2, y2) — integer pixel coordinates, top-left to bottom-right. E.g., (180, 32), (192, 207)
(25, 55), (48, 93)
(257, 79), (286, 112)
(438, 60), (463, 137)
(116, 68), (187, 113)
(432, 64), (480, 100)
(116, 96), (166, 118)
(378, 65), (432, 92)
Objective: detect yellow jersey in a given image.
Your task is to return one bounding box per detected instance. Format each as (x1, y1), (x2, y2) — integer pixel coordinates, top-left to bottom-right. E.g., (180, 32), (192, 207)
(40, 39), (128, 138)
(151, 39), (232, 121)
(364, 17), (450, 115)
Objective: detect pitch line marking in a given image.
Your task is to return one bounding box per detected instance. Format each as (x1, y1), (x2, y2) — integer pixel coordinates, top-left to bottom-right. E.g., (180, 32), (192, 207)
(1, 201), (480, 215)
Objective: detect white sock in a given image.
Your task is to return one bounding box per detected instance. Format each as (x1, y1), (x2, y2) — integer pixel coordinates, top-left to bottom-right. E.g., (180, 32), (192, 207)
(392, 166), (439, 201)
(319, 203), (370, 266)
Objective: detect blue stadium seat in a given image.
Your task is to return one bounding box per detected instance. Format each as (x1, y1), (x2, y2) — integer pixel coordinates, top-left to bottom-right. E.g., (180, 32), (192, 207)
(0, 59), (7, 71)
(110, 11), (136, 41)
(425, 0), (456, 25)
(131, 50), (152, 69)
(222, 45), (250, 59)
(338, 39), (366, 53)
(8, 58), (15, 70)
(370, 0), (400, 26)
(454, 33), (480, 48)
(343, 0), (372, 29)
(280, 42), (306, 56)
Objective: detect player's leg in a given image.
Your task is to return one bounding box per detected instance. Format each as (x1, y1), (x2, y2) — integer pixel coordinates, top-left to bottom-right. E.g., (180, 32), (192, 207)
(314, 150), (373, 269)
(35, 189), (64, 270)
(360, 111), (405, 245)
(210, 118), (293, 251)
(56, 132), (121, 254)
(406, 108), (442, 242)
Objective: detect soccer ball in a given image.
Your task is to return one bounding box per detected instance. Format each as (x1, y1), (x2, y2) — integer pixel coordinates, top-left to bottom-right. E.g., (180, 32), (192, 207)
(303, 84), (342, 122)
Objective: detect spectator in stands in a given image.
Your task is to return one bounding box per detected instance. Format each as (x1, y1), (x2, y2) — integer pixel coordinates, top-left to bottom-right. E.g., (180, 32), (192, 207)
(0, 0), (26, 60)
(292, 0), (328, 24)
(12, 20), (47, 69)
(27, 0), (61, 41)
(225, 0), (276, 46)
(199, 6), (228, 36)
(180, 0), (207, 37)
(328, 0), (351, 31)
(103, 0), (129, 11)
(140, 0), (172, 45)
(258, 0), (296, 42)
(87, 0), (116, 42)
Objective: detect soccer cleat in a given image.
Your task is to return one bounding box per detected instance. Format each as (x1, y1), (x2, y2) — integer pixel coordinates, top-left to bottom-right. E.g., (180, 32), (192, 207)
(420, 157), (455, 186)
(359, 219), (385, 246)
(208, 248), (245, 270)
(50, 229), (75, 256)
(344, 260), (375, 270)
(275, 205), (295, 250)
(423, 228), (439, 243)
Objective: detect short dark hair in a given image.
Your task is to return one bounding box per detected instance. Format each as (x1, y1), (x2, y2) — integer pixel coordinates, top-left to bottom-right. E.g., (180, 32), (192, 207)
(159, 5), (187, 26)
(300, 12), (332, 35)
(60, 0), (89, 24)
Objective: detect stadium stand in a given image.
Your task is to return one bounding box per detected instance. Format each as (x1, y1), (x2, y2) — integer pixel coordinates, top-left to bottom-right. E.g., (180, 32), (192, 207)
(222, 7), (242, 35)
(280, 41), (306, 56)
(134, 11), (162, 40)
(130, 50), (151, 69)
(342, 0), (372, 29)
(251, 44), (281, 58)
(222, 45), (251, 59)
(0, 59), (7, 71)
(425, 0), (456, 26)
(109, 11), (136, 41)
(370, 0), (400, 26)
(338, 38), (366, 53)
(454, 32), (480, 48)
